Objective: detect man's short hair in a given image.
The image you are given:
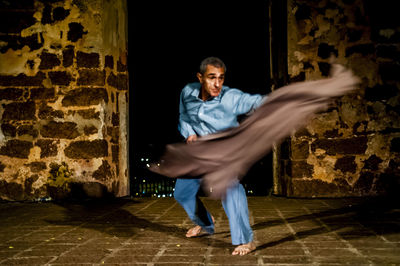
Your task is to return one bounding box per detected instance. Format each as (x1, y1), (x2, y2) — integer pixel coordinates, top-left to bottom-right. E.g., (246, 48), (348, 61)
(199, 57), (227, 74)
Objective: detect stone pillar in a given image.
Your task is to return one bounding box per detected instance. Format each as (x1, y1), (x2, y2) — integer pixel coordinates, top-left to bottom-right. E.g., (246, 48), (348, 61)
(277, 0), (400, 197)
(0, 0), (128, 200)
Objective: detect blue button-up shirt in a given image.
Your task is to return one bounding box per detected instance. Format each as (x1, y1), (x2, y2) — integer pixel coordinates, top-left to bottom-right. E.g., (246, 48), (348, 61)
(178, 82), (264, 138)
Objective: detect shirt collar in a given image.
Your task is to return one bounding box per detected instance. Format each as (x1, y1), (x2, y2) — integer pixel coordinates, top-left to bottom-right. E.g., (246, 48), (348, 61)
(190, 83), (226, 102)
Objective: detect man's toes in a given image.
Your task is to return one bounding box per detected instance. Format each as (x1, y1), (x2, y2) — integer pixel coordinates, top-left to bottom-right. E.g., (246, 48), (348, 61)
(232, 242), (256, 256)
(186, 225), (201, 237)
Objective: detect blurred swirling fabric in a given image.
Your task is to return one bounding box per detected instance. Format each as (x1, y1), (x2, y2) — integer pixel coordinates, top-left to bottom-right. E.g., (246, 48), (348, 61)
(150, 64), (360, 199)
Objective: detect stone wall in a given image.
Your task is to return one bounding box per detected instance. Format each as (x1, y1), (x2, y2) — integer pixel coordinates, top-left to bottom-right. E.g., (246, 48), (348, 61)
(0, 0), (128, 200)
(279, 0), (400, 197)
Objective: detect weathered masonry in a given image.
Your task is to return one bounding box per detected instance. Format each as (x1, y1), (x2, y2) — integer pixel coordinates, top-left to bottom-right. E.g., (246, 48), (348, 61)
(274, 0), (400, 197)
(0, 0), (399, 201)
(0, 0), (128, 200)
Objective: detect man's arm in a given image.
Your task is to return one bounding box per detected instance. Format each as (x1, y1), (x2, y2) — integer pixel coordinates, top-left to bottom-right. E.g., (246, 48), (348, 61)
(229, 89), (265, 115)
(178, 89), (197, 141)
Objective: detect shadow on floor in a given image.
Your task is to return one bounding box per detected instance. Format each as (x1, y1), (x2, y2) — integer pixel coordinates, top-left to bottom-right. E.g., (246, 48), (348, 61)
(254, 196), (400, 251)
(41, 196), (399, 252)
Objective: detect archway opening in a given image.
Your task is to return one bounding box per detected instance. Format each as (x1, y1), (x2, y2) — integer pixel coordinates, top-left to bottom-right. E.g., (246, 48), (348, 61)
(128, 1), (273, 197)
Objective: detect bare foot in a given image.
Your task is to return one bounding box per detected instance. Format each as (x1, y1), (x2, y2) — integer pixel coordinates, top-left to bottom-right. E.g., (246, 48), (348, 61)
(186, 225), (202, 237)
(185, 215), (215, 238)
(232, 242), (256, 256)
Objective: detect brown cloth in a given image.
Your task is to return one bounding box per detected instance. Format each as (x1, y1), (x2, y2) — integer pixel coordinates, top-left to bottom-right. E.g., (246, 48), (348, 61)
(149, 64), (360, 199)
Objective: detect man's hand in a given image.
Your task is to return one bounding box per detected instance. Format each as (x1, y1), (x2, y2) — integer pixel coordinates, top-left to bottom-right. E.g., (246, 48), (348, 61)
(186, 135), (198, 144)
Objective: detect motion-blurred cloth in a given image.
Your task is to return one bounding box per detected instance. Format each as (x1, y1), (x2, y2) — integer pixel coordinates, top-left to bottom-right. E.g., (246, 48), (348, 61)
(150, 64), (360, 198)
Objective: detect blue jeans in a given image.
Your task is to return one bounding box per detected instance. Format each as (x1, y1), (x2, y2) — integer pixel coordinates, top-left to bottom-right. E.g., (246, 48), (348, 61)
(174, 178), (253, 245)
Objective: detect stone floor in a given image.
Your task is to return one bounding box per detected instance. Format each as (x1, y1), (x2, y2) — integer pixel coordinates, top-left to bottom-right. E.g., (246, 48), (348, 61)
(0, 196), (399, 265)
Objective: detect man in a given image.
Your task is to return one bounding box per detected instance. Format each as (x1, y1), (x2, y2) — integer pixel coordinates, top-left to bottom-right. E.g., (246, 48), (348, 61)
(174, 57), (263, 255)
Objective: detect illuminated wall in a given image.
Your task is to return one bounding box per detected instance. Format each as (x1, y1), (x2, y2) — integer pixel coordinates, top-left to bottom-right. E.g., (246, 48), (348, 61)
(0, 0), (128, 200)
(277, 0), (400, 197)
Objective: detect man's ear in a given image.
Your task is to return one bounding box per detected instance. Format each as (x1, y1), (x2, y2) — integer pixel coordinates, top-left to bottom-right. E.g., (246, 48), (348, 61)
(196, 72), (203, 82)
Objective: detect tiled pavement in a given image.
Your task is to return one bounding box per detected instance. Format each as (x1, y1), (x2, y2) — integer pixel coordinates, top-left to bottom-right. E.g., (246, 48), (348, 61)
(0, 196), (399, 265)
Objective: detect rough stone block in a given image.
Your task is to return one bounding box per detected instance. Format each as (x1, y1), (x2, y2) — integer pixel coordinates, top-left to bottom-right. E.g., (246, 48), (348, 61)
(67, 22), (87, 42)
(74, 109), (100, 119)
(1, 123), (16, 137)
(353, 171), (374, 194)
(323, 128), (341, 138)
(84, 125), (98, 135)
(17, 125), (38, 137)
(35, 139), (58, 158)
(105, 55), (114, 69)
(0, 10), (36, 33)
(93, 160), (112, 181)
(294, 127), (312, 138)
(117, 59), (127, 72)
(0, 33), (43, 53)
(64, 140), (108, 159)
(2, 101), (36, 121)
(311, 137), (368, 155)
(24, 174), (39, 195)
(0, 72), (45, 86)
(81, 182), (109, 198)
(291, 140), (309, 160)
(63, 46), (74, 67)
(386, 159), (400, 175)
(38, 103), (64, 119)
(107, 72), (128, 90)
(112, 144), (119, 163)
(0, 88), (24, 100)
(112, 112), (119, 126)
(29, 87), (55, 100)
(25, 162), (46, 172)
(76, 51), (100, 68)
(0, 180), (24, 200)
(334, 156), (357, 173)
(289, 71), (305, 82)
(0, 139), (33, 158)
(40, 121), (79, 139)
(107, 126), (119, 144)
(62, 87), (108, 106)
(363, 155), (383, 170)
(39, 52), (61, 69)
(77, 69), (105, 86)
(291, 160), (314, 178)
(291, 178), (352, 197)
(48, 71), (73, 86)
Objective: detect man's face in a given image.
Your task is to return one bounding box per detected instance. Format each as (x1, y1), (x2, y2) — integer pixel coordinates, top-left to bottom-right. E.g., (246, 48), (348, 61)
(197, 65), (225, 99)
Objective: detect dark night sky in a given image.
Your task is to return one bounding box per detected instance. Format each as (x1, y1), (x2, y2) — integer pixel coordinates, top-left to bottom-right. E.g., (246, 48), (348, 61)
(128, 1), (271, 154)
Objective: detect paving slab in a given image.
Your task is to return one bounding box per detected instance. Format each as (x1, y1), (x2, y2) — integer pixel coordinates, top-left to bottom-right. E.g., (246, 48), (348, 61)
(0, 196), (399, 265)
